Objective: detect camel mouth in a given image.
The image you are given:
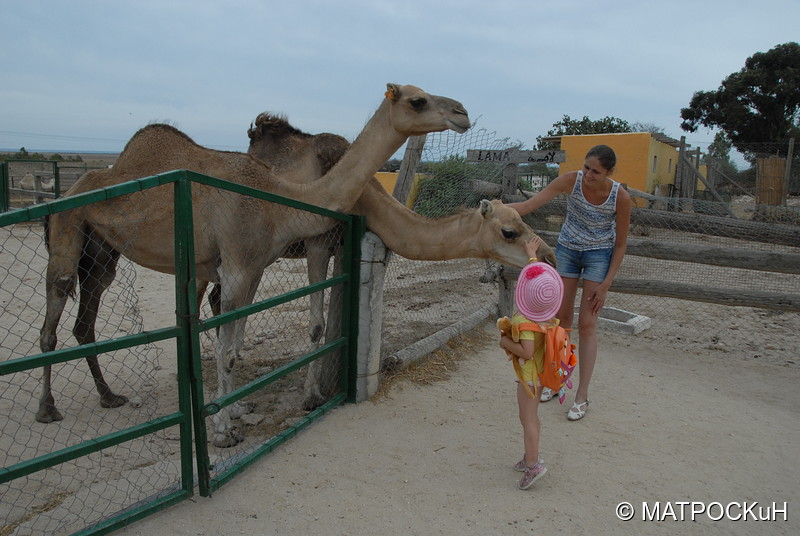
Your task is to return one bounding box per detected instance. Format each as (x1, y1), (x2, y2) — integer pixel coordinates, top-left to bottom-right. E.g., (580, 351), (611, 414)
(448, 118), (471, 133)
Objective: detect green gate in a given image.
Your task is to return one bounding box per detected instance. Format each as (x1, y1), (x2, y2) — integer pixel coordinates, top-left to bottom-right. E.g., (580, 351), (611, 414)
(0, 159), (61, 212)
(0, 169), (363, 535)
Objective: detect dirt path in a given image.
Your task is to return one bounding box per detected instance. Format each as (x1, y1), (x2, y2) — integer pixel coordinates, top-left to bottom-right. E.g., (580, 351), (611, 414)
(114, 323), (799, 536)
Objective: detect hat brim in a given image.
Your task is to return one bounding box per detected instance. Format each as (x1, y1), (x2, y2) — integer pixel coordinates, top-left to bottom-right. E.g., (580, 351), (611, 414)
(515, 263), (564, 322)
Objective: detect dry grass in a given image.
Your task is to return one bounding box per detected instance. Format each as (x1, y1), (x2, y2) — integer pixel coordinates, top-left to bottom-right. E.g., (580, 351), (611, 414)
(370, 326), (494, 401)
(0, 491), (74, 536)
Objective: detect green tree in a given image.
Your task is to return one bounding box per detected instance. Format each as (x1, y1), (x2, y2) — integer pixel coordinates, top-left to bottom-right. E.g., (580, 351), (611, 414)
(630, 121), (665, 135)
(680, 42), (800, 154)
(536, 114), (631, 149)
(704, 131), (739, 177)
(379, 158), (402, 172)
(414, 155), (490, 217)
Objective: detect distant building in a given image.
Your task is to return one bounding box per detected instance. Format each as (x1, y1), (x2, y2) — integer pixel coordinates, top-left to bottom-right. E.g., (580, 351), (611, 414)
(549, 132), (691, 204)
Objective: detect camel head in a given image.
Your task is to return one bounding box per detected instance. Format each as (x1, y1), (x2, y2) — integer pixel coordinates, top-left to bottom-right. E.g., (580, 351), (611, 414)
(479, 199), (557, 268)
(384, 83), (470, 136)
(247, 112), (350, 175)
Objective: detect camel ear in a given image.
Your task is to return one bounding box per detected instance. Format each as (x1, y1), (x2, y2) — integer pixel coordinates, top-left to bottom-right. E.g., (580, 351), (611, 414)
(385, 83), (401, 102)
(479, 199), (493, 218)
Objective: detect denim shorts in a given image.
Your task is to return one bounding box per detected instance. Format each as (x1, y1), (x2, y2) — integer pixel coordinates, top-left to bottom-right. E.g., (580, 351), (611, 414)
(555, 243), (612, 282)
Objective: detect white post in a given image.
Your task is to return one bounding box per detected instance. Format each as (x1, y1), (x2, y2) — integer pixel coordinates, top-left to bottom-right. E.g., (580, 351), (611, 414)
(355, 232), (390, 402)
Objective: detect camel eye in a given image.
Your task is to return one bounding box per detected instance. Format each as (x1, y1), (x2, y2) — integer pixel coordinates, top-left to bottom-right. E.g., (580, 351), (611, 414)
(501, 228), (518, 240)
(409, 97), (427, 111)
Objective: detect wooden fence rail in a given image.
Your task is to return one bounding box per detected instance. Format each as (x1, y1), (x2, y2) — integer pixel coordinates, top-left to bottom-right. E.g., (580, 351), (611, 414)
(499, 195), (800, 313)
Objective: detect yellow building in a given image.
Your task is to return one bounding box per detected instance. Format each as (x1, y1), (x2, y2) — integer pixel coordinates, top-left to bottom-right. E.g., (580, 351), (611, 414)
(557, 133), (681, 203)
(373, 172), (430, 208)
(374, 172), (399, 194)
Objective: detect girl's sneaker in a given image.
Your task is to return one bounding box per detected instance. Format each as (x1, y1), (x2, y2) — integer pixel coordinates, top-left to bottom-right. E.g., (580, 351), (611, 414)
(518, 463), (547, 490)
(513, 455), (543, 472)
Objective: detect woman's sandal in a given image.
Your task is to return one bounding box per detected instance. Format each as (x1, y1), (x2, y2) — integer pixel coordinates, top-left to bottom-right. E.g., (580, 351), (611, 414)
(540, 387), (555, 402)
(567, 400), (589, 421)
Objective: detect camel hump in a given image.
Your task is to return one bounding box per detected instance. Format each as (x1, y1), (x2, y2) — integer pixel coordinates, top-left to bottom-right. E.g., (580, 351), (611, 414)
(121, 123), (199, 153)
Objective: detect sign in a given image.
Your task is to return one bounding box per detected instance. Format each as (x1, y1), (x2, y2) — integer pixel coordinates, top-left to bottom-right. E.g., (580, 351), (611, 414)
(466, 148), (566, 164)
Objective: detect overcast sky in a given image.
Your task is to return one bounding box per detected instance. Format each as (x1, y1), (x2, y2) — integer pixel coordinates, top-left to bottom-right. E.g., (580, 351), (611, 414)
(2, 0), (798, 158)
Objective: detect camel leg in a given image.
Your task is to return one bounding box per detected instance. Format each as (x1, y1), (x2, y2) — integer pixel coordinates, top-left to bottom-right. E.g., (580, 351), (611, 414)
(37, 213), (83, 423)
(197, 281), (221, 354)
(305, 236), (333, 344)
(197, 281), (222, 318)
(38, 276), (74, 422)
(73, 235), (127, 409)
(208, 283), (221, 316)
(210, 267), (261, 448)
(303, 243), (344, 410)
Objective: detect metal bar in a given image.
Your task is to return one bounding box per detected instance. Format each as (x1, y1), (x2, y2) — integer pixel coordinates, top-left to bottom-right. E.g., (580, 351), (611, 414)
(0, 170), (181, 226)
(172, 171), (203, 497)
(1, 162), (9, 212)
(0, 413), (185, 483)
(198, 273), (348, 332)
(0, 326), (179, 374)
(187, 172), (352, 221)
(209, 393), (346, 493)
(203, 337), (347, 416)
(70, 488), (190, 536)
(7, 187), (57, 198)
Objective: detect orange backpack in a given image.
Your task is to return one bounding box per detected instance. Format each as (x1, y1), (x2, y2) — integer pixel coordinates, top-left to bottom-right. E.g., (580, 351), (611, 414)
(498, 317), (578, 403)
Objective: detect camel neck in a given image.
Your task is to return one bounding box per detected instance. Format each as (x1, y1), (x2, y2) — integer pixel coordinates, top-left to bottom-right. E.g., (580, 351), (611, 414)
(354, 181), (480, 260)
(283, 99), (405, 213)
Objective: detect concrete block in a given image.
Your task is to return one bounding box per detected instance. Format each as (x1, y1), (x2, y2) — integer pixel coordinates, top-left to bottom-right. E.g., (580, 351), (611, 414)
(575, 306), (651, 335)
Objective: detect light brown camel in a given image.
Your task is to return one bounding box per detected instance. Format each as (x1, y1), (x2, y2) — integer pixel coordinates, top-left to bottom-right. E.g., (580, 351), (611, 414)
(38, 83), (470, 448)
(238, 113), (556, 409)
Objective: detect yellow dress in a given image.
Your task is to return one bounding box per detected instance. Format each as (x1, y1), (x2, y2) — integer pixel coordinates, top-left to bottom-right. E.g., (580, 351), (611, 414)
(511, 312), (547, 389)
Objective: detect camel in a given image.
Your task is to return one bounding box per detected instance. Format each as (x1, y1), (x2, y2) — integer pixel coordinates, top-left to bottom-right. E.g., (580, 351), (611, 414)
(238, 113), (557, 409)
(20, 173), (55, 192)
(38, 83), (470, 448)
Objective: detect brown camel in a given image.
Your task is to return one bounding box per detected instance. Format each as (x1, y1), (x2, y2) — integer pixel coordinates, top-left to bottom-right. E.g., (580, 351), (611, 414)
(38, 83), (470, 448)
(238, 113), (556, 409)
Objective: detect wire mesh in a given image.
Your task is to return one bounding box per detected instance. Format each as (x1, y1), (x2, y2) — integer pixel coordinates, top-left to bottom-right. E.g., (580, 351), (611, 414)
(389, 129), (800, 370)
(1, 215), (179, 536)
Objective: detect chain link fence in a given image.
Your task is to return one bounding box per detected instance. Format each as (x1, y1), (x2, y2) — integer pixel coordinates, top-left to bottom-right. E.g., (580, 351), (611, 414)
(1, 175), (355, 535)
(3, 130), (799, 534)
(384, 129), (800, 370)
(1, 219), (182, 536)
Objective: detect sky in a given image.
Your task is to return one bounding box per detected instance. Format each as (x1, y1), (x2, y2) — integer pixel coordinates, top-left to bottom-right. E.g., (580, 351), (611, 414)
(2, 0), (799, 159)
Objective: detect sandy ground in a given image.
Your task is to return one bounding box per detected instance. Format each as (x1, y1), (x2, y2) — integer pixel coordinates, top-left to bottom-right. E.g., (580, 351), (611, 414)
(3, 223), (798, 536)
(113, 321), (800, 536)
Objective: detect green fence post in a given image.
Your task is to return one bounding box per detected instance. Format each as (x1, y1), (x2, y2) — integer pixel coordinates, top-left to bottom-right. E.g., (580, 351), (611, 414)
(172, 171), (208, 496)
(1, 162), (8, 212)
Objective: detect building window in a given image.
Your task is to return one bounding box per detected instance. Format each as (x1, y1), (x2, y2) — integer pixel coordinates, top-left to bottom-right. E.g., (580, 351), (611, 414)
(652, 155), (658, 173)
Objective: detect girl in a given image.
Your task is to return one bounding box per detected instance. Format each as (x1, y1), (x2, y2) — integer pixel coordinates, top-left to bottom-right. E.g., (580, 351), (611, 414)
(499, 236), (563, 489)
(507, 145), (631, 421)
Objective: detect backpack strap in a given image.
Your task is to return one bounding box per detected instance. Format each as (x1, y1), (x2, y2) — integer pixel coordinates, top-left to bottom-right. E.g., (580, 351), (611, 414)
(517, 321), (545, 334)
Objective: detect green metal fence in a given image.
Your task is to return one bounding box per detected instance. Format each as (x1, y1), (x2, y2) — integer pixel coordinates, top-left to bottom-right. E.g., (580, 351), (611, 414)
(0, 169), (363, 535)
(0, 160), (61, 212)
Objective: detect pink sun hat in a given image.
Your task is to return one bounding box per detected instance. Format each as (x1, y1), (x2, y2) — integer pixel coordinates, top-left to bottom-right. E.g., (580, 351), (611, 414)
(515, 262), (564, 322)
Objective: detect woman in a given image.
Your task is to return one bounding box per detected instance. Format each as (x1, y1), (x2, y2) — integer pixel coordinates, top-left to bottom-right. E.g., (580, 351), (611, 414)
(507, 144), (631, 421)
